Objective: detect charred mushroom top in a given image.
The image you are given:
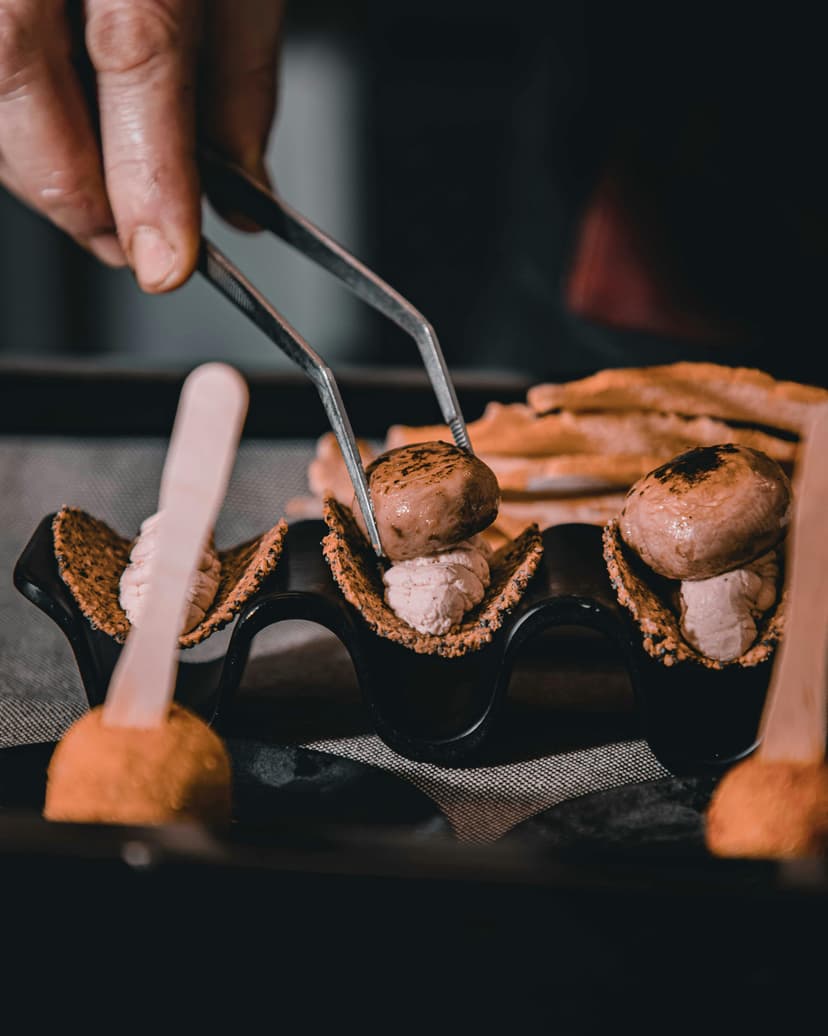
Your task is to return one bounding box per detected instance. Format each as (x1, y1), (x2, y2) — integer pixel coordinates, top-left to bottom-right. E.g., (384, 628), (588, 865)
(354, 440), (500, 562)
(619, 444), (792, 581)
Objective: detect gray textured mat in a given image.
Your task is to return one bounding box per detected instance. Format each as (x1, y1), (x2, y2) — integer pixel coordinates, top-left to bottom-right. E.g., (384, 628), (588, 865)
(0, 437), (312, 744)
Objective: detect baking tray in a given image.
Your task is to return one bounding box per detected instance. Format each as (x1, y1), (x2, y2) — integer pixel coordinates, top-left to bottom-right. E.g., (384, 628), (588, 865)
(1, 736), (826, 1027)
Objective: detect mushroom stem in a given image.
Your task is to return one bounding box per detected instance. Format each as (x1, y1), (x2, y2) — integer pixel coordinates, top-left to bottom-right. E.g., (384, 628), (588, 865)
(678, 551), (779, 662)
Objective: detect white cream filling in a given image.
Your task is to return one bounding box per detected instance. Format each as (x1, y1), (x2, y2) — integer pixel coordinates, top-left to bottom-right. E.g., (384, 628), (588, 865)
(119, 511), (221, 635)
(382, 536), (492, 636)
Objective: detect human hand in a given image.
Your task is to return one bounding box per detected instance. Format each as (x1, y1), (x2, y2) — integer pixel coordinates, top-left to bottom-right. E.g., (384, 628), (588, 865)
(0, 0), (284, 291)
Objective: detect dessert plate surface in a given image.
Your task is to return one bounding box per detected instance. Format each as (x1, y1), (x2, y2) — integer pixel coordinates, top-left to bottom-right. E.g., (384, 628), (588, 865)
(0, 737), (449, 834)
(507, 774), (718, 855)
(0, 735), (716, 860)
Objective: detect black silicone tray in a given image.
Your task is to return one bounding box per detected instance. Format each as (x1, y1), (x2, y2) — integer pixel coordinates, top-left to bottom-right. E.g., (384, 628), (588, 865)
(14, 512), (772, 773)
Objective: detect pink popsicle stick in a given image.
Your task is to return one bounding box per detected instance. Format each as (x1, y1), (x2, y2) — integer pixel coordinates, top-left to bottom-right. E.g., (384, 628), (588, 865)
(756, 402), (828, 763)
(103, 363), (249, 729)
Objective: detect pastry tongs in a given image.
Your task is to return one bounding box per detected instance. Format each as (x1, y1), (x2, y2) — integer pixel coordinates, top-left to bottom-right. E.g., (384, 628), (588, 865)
(198, 149), (471, 559)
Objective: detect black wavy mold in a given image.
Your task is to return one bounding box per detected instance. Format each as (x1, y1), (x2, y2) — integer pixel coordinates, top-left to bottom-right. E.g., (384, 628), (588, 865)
(14, 515), (772, 772)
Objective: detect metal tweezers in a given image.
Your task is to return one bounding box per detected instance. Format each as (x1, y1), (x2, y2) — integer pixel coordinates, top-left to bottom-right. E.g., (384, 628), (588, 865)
(197, 148), (471, 559)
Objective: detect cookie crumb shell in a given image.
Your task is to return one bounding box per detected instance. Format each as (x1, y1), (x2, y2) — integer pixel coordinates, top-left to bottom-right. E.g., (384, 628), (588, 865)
(322, 497), (543, 658)
(603, 516), (785, 670)
(52, 506), (287, 648)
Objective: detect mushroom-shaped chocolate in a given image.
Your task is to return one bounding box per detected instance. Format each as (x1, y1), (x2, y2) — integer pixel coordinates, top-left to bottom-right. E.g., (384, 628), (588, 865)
(351, 440), (501, 636)
(618, 445), (792, 663)
(320, 439), (543, 644)
(355, 440), (500, 562)
(620, 444), (791, 581)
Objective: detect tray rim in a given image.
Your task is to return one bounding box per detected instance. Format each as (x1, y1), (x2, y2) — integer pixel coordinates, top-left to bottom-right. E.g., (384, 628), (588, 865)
(0, 361), (535, 439)
(1, 737), (827, 901)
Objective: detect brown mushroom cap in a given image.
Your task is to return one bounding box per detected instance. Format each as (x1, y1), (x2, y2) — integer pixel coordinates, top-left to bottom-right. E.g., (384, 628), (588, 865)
(619, 444), (792, 581)
(354, 440), (500, 562)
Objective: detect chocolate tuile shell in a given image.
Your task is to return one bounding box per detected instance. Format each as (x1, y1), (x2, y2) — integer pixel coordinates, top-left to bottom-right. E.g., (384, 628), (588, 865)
(52, 506), (287, 648)
(602, 516), (786, 670)
(321, 497), (544, 658)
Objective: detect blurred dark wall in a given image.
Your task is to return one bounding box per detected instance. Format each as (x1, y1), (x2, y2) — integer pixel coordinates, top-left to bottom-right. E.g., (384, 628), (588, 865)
(1, 2), (826, 385)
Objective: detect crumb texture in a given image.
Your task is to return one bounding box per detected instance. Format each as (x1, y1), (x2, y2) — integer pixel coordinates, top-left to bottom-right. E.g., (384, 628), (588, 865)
(44, 703), (232, 826)
(706, 757), (828, 859)
(602, 517), (785, 669)
(52, 506), (287, 647)
(322, 497), (543, 658)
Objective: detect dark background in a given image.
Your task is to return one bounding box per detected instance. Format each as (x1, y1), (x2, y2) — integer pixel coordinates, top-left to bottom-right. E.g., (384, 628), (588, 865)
(1, 2), (826, 385)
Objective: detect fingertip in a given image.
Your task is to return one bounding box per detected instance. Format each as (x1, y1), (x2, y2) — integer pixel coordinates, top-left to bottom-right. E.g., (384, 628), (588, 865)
(247, 155), (272, 189)
(128, 225), (198, 293)
(88, 232), (128, 268)
(129, 226), (175, 290)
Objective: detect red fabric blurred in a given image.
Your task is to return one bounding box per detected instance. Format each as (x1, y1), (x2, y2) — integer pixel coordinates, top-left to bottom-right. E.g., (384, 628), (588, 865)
(565, 173), (742, 346)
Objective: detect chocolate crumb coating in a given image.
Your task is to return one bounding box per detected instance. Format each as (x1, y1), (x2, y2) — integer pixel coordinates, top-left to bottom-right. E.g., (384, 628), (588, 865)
(52, 506), (287, 647)
(44, 703), (231, 826)
(356, 441), (500, 561)
(602, 517), (786, 669)
(706, 757), (828, 859)
(323, 497), (543, 658)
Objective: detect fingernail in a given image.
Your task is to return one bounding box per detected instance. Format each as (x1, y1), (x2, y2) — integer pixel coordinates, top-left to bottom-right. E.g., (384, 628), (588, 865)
(232, 145), (271, 187)
(223, 208), (263, 233)
(88, 233), (127, 268)
(251, 158), (272, 189)
(129, 226), (176, 289)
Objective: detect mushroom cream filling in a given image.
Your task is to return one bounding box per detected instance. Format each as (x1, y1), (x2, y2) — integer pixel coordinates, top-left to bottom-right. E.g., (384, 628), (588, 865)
(119, 511), (221, 635)
(678, 550), (779, 662)
(382, 536), (492, 636)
